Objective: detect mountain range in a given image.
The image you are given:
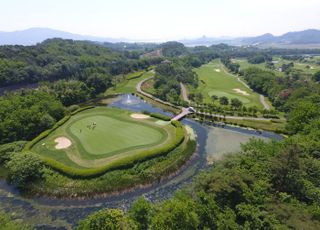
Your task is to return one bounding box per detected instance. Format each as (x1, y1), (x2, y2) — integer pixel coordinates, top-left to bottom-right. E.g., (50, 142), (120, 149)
(1, 28), (320, 47)
(0, 28), (128, 45)
(180, 29), (320, 47)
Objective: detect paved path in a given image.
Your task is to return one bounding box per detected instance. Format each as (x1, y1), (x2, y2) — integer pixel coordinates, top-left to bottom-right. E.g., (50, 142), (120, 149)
(136, 74), (179, 109)
(259, 95), (270, 111)
(196, 111), (272, 121)
(180, 82), (190, 103)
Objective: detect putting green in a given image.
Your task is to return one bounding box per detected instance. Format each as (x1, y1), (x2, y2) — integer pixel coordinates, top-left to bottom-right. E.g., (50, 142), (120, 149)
(31, 107), (181, 171)
(68, 115), (164, 155)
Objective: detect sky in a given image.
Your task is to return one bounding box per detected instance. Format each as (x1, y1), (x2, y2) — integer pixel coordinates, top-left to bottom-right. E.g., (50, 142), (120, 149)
(0, 0), (319, 40)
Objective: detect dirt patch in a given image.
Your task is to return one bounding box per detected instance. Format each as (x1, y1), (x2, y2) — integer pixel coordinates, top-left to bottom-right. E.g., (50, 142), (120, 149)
(215, 69), (221, 72)
(233, 88), (250, 96)
(55, 137), (72, 149)
(130, 113), (150, 119)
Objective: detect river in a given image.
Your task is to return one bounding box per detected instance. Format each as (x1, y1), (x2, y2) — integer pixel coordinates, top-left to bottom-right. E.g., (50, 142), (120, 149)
(0, 94), (282, 229)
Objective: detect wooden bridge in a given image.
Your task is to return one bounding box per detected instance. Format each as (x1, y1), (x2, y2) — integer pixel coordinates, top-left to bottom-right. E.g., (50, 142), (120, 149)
(171, 107), (196, 121)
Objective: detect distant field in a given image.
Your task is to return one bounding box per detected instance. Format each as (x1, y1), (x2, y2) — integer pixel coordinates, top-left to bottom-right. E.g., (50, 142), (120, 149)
(105, 70), (153, 95)
(193, 59), (270, 109)
(31, 107), (178, 171)
(234, 56), (320, 75)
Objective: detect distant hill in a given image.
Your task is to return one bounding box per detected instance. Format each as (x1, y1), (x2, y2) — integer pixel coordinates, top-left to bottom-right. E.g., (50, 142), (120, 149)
(0, 28), (128, 45)
(180, 29), (320, 47)
(1, 28), (320, 48)
(241, 29), (320, 45)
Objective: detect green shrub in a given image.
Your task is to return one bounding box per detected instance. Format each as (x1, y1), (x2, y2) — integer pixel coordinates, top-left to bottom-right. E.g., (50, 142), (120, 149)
(70, 106), (95, 115)
(78, 209), (137, 230)
(150, 113), (171, 121)
(0, 211), (30, 230)
(6, 152), (44, 188)
(0, 141), (27, 164)
(67, 105), (80, 113)
(127, 72), (143, 80)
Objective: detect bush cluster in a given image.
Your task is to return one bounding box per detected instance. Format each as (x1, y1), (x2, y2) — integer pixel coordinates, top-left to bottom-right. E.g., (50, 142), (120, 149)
(150, 113), (171, 121)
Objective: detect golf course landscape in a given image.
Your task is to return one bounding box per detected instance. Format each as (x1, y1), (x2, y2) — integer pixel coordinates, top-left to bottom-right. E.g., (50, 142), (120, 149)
(29, 107), (186, 177)
(193, 59), (272, 109)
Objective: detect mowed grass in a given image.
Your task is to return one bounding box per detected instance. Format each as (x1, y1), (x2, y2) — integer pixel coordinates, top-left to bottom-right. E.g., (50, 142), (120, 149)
(68, 115), (163, 155)
(105, 70), (153, 95)
(194, 59), (266, 109)
(31, 107), (174, 168)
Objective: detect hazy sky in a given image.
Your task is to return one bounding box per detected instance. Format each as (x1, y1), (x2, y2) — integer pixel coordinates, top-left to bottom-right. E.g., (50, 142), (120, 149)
(1, 0), (319, 40)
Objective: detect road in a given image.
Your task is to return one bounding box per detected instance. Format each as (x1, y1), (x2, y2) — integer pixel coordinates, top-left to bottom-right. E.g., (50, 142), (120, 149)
(135, 74), (179, 109)
(180, 82), (190, 103)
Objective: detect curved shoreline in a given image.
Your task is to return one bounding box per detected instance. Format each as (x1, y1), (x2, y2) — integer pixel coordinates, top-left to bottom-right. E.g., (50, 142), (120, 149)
(25, 141), (199, 201)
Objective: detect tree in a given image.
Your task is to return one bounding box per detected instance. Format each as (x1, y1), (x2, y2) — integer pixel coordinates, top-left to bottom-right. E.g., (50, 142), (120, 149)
(150, 194), (200, 230)
(231, 98), (243, 108)
(271, 145), (303, 196)
(211, 95), (218, 101)
(219, 96), (229, 105)
(129, 197), (151, 230)
(313, 71), (320, 82)
(6, 152), (44, 188)
(78, 209), (136, 230)
(0, 90), (65, 144)
(286, 97), (320, 134)
(50, 80), (92, 106)
(86, 73), (111, 95)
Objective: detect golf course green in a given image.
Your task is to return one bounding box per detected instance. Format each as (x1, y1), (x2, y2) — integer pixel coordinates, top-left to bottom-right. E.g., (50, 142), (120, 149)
(194, 59), (270, 109)
(30, 107), (184, 177)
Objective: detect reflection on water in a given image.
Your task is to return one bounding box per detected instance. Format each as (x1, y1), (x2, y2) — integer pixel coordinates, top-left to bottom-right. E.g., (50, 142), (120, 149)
(0, 94), (282, 229)
(110, 94), (173, 116)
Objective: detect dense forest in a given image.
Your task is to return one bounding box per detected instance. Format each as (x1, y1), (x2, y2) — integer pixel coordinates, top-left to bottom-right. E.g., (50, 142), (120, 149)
(0, 38), (162, 87)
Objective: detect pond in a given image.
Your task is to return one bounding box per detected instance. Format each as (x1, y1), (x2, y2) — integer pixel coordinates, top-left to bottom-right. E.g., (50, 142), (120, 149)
(0, 94), (282, 229)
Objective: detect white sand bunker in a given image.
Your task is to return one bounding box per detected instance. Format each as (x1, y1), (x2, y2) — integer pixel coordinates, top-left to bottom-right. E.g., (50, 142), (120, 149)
(233, 88), (250, 96)
(55, 137), (72, 149)
(215, 69), (221, 72)
(130, 113), (150, 119)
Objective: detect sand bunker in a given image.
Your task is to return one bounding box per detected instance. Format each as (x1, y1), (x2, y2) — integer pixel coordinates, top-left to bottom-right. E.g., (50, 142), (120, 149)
(55, 137), (72, 149)
(130, 113), (150, 119)
(215, 69), (221, 72)
(233, 88), (250, 96)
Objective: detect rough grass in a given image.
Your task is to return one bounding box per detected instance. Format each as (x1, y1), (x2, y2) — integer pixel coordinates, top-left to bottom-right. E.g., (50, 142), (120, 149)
(105, 71), (153, 95)
(31, 107), (177, 170)
(225, 118), (286, 133)
(193, 59), (267, 109)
